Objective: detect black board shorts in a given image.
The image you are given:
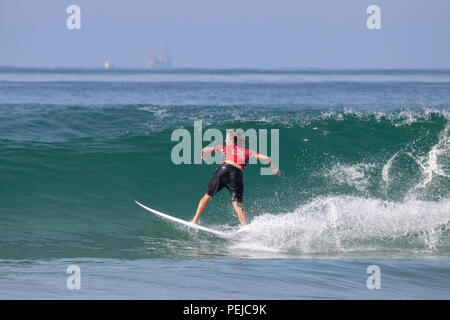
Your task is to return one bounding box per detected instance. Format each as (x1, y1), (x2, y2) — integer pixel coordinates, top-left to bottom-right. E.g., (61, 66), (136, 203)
(206, 163), (244, 203)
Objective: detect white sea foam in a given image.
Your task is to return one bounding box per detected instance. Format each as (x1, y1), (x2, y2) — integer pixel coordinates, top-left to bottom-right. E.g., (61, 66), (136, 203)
(320, 108), (450, 128)
(382, 151), (399, 185)
(413, 123), (450, 189)
(229, 196), (450, 256)
(323, 162), (377, 192)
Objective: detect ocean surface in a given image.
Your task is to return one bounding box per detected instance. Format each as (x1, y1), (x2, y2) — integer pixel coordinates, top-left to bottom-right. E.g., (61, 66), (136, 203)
(0, 67), (449, 299)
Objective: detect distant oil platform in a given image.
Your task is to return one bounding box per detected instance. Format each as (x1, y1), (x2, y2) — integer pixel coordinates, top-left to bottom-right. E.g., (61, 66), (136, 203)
(147, 52), (173, 69)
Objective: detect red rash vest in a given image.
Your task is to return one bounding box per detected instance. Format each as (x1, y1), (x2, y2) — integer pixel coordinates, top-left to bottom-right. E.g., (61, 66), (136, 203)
(214, 145), (258, 170)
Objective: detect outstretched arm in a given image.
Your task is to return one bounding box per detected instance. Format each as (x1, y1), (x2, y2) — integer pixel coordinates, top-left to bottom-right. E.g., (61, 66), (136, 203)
(255, 153), (281, 176)
(201, 146), (216, 160)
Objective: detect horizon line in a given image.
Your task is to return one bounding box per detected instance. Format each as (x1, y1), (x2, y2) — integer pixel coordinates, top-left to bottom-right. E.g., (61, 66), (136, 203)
(1, 65), (450, 72)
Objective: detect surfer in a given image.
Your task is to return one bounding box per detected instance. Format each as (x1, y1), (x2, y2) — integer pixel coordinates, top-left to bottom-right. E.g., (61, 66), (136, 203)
(190, 130), (281, 225)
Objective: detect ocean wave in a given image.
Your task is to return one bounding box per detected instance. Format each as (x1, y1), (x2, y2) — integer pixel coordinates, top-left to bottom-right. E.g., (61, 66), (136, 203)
(230, 196), (450, 257)
(1, 104), (448, 141)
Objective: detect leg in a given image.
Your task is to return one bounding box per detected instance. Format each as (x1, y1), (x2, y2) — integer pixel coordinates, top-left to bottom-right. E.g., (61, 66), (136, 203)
(191, 165), (226, 224)
(227, 167), (245, 225)
(232, 201), (247, 225)
(191, 193), (212, 224)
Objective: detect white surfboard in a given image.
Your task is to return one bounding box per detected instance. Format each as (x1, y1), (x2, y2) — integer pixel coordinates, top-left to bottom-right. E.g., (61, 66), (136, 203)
(135, 200), (231, 238)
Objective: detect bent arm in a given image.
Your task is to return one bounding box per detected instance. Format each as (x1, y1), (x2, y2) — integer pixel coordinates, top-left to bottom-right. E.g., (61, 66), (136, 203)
(201, 146), (216, 160)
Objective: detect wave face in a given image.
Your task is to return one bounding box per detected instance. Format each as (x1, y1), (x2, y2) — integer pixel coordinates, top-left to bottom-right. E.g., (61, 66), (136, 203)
(0, 70), (449, 259)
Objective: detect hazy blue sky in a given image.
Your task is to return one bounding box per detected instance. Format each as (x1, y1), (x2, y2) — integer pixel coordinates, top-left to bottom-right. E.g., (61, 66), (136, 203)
(1, 0), (449, 68)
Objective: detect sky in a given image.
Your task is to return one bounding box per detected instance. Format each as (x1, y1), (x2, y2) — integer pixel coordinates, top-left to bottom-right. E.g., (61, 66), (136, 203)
(0, 0), (449, 69)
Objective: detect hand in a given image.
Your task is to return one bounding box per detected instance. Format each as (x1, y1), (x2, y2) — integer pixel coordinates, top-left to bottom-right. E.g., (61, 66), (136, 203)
(190, 219), (197, 224)
(273, 168), (281, 176)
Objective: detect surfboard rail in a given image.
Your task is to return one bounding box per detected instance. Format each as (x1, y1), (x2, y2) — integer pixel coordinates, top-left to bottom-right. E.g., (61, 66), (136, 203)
(135, 200), (230, 238)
